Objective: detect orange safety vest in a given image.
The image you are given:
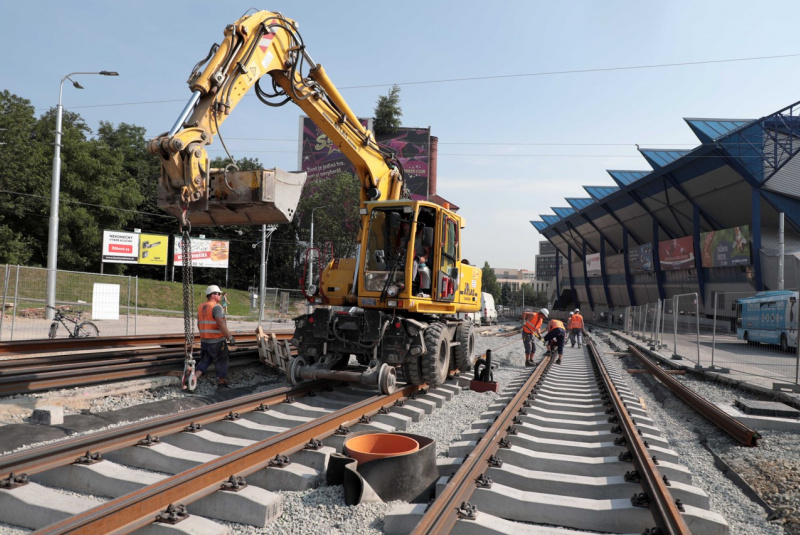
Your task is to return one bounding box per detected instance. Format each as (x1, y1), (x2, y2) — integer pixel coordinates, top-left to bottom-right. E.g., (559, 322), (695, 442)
(548, 319), (565, 332)
(572, 314), (584, 329)
(566, 316), (573, 329)
(522, 312), (544, 334)
(198, 302), (224, 340)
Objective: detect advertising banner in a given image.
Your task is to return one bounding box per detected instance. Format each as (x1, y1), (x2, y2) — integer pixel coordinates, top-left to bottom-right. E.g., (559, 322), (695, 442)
(628, 243), (654, 273)
(138, 234), (169, 266)
(700, 225), (751, 267)
(102, 231), (139, 264)
(299, 117), (430, 199)
(376, 127), (430, 200)
(173, 236), (230, 268)
(658, 236), (695, 271)
(586, 253), (601, 277)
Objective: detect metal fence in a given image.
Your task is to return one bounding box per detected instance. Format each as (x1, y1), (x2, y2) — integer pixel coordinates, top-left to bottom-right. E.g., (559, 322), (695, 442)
(260, 287), (307, 326)
(0, 265), (136, 341)
(623, 290), (800, 391)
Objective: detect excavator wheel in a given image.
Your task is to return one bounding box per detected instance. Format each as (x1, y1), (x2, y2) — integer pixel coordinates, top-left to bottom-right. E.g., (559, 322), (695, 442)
(454, 321), (475, 373)
(404, 357), (424, 385)
(422, 322), (450, 387)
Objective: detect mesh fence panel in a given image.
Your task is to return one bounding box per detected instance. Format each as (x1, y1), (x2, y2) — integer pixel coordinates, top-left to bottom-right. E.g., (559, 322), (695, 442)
(0, 265), (134, 341)
(711, 290), (800, 384)
(669, 293), (701, 365)
(259, 287), (306, 328)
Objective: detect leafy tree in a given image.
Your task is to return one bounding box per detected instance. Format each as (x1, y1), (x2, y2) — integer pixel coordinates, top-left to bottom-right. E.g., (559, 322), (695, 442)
(501, 283), (512, 306)
(296, 172), (361, 259)
(481, 261), (500, 301)
(373, 84), (402, 135)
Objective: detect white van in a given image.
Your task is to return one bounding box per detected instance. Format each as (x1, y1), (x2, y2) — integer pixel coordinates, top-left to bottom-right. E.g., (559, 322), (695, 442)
(480, 292), (498, 325)
(457, 311), (481, 325)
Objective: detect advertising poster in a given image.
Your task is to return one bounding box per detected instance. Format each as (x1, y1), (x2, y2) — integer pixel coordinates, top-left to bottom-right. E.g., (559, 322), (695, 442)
(137, 234), (169, 266)
(299, 116), (371, 182)
(376, 127), (430, 200)
(299, 117), (431, 200)
(102, 230), (139, 264)
(586, 252), (601, 277)
(173, 236), (230, 268)
(628, 243), (654, 273)
(658, 236), (695, 271)
(700, 225), (751, 267)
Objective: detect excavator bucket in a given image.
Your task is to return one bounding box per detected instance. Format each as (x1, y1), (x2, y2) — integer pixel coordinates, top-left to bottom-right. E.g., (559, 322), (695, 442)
(158, 168), (307, 226)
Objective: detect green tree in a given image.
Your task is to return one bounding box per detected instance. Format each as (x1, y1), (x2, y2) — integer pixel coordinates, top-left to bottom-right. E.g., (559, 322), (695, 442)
(373, 84), (402, 135)
(296, 172), (362, 259)
(481, 262), (500, 300)
(501, 283), (512, 306)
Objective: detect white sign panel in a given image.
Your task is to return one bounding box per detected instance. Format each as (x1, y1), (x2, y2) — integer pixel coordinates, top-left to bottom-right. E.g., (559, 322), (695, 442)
(586, 253), (602, 278)
(92, 283), (120, 320)
(173, 236), (230, 269)
(102, 230), (139, 264)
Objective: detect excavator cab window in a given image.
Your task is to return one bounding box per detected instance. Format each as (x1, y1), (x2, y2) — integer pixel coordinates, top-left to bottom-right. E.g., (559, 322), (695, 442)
(364, 208), (410, 293)
(437, 216), (459, 300)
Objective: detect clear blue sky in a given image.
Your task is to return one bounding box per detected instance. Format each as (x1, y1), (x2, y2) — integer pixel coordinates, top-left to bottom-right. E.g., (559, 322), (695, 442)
(3, 1), (799, 271)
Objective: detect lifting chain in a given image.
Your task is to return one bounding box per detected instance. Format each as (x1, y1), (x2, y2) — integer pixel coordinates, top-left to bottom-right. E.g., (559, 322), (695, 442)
(179, 207), (197, 391)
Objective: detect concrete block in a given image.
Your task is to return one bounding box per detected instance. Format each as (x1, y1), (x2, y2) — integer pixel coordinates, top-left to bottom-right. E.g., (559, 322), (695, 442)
(30, 406), (63, 426)
(30, 460), (164, 498)
(435, 475), (449, 496)
(247, 462), (321, 491)
(190, 484), (282, 527)
(290, 445), (336, 472)
(384, 503), (426, 535)
(421, 391), (447, 408)
(134, 514), (229, 535)
(448, 440), (477, 458)
(0, 482), (96, 529)
(203, 418), (289, 441)
(104, 442), (217, 474)
(244, 409), (312, 427)
(160, 429), (254, 456)
(436, 457), (463, 477)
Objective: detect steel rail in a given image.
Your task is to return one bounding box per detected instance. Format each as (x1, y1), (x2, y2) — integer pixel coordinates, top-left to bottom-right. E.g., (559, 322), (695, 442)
(590, 340), (691, 535)
(627, 344), (761, 446)
(35, 383), (422, 535)
(410, 354), (551, 534)
(0, 332), (278, 355)
(1, 380), (329, 479)
(0, 349), (261, 396)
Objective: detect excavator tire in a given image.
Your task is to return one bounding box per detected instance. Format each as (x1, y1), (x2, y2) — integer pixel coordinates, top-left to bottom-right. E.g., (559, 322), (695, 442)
(422, 322), (450, 387)
(454, 321), (475, 373)
(404, 357), (424, 385)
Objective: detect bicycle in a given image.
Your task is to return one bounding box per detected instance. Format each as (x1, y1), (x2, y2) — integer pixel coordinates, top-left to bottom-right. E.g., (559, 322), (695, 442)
(47, 306), (100, 339)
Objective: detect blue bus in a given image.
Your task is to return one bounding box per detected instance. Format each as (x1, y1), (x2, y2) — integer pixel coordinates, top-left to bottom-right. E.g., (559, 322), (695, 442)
(735, 291), (798, 351)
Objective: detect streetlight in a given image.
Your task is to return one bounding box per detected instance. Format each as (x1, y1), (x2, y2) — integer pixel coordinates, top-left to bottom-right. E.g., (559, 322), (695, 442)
(45, 71), (119, 319)
(307, 205), (332, 295)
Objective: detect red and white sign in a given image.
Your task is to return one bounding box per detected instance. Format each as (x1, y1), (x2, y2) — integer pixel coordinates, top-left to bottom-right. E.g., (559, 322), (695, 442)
(173, 236), (230, 269)
(102, 231), (139, 264)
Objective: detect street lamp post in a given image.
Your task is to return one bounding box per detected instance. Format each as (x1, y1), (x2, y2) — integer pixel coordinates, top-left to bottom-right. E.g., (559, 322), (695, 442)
(307, 205), (331, 294)
(45, 71), (119, 319)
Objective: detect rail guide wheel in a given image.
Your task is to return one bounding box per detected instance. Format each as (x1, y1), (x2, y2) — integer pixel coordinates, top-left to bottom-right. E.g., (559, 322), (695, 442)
(378, 363), (397, 395)
(287, 356), (307, 385)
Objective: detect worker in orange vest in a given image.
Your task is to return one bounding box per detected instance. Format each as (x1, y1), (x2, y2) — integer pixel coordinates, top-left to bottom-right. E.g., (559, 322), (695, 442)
(189, 284), (236, 392)
(543, 316), (567, 365)
(521, 308), (548, 367)
(571, 308), (585, 348)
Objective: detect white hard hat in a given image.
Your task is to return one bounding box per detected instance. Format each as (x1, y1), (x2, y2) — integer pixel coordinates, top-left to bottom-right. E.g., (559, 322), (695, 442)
(205, 284), (222, 296)
(540, 308), (549, 317)
(570, 312), (574, 315)
(574, 309), (580, 313)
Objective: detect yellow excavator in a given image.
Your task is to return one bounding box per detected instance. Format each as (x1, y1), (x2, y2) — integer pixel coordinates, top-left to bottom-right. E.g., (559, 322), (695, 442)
(149, 10), (482, 394)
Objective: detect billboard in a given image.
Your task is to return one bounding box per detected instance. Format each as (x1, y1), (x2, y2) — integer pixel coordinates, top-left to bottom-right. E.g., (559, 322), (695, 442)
(102, 231), (169, 266)
(628, 243), (654, 273)
(586, 253), (601, 277)
(173, 236), (230, 268)
(376, 127), (430, 199)
(658, 236), (694, 271)
(299, 117), (430, 199)
(700, 225), (751, 267)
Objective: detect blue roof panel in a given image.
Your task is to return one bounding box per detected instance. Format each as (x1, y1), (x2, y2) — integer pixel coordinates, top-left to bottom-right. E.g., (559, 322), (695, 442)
(607, 170), (649, 187)
(531, 221), (548, 232)
(566, 197), (594, 210)
(541, 215), (561, 226)
(685, 118), (752, 144)
(552, 206), (575, 219)
(584, 185), (619, 200)
(639, 149), (691, 169)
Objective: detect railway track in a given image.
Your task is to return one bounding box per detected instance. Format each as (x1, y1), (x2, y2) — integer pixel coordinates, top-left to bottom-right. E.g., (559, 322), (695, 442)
(0, 333), (283, 395)
(0, 376), (464, 533)
(385, 339), (730, 534)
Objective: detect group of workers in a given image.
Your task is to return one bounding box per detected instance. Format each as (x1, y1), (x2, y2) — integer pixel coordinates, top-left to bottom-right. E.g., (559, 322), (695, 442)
(521, 308), (586, 367)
